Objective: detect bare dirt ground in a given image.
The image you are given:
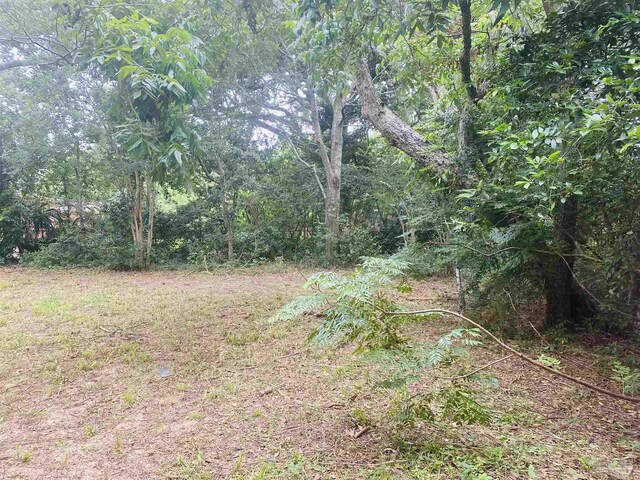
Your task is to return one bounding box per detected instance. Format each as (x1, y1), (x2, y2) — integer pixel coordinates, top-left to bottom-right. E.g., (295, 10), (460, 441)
(0, 266), (638, 479)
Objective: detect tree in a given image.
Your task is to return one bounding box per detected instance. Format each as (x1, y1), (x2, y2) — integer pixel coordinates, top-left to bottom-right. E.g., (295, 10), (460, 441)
(473, 0), (640, 329)
(94, 10), (209, 267)
(190, 0), (364, 263)
(0, 0), (99, 72)
(355, 60), (452, 177)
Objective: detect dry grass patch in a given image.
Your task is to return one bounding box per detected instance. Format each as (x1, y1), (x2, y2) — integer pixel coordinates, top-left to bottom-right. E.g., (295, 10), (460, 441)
(0, 266), (637, 479)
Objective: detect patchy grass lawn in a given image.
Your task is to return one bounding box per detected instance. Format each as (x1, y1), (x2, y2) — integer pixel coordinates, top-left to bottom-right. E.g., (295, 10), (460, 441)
(0, 266), (638, 479)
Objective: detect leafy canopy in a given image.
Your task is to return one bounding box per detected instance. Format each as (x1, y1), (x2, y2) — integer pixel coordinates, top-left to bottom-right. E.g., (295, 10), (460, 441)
(94, 9), (211, 182)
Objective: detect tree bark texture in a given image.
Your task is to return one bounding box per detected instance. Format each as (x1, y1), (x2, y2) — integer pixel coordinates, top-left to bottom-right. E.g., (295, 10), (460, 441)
(355, 61), (452, 177)
(630, 252), (640, 331)
(74, 139), (85, 231)
(307, 88), (345, 264)
(126, 171), (155, 268)
(458, 0), (477, 101)
(540, 196), (595, 329)
(217, 157), (234, 260)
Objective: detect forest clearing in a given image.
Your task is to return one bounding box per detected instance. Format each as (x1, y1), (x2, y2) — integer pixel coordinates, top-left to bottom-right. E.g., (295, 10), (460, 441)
(0, 267), (638, 479)
(2, 0), (640, 478)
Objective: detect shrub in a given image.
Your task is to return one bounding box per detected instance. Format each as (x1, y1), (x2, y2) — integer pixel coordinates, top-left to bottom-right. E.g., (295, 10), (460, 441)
(337, 226), (381, 265)
(21, 196), (135, 270)
(22, 227), (135, 270)
(0, 193), (57, 261)
(271, 256), (492, 426)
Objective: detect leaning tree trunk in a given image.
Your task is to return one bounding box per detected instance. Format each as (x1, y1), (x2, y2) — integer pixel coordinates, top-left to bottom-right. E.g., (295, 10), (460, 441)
(355, 61), (453, 178)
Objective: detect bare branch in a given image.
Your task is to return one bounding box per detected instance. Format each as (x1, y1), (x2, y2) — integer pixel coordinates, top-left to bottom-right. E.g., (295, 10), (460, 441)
(438, 354), (515, 380)
(387, 308), (639, 403)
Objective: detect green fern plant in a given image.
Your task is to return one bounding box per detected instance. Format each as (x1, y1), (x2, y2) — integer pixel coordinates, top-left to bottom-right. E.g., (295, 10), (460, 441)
(272, 256), (491, 425)
(270, 256), (413, 350)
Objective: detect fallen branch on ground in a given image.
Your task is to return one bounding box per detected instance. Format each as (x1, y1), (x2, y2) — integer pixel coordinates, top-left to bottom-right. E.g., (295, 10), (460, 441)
(437, 354), (515, 381)
(387, 308), (640, 404)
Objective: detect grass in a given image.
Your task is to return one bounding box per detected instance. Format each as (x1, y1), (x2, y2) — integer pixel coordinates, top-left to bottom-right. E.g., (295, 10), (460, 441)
(121, 388), (140, 408)
(14, 446), (32, 463)
(83, 423), (97, 437)
(164, 451), (213, 480)
(0, 266), (637, 479)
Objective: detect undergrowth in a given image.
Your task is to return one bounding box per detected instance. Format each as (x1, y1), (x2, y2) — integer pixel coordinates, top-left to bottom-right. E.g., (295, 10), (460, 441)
(272, 256), (494, 427)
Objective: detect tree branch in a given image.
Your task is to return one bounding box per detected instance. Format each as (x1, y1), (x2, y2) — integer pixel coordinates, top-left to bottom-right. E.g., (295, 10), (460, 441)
(438, 354), (514, 380)
(289, 140), (325, 200)
(387, 308), (639, 403)
(306, 87), (332, 175)
(355, 60), (454, 179)
(0, 57), (34, 71)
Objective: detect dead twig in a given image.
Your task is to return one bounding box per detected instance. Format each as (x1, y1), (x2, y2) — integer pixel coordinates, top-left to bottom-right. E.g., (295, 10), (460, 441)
(258, 387), (274, 397)
(503, 288), (545, 342)
(98, 326), (120, 335)
(438, 354), (514, 380)
(349, 425), (371, 438)
(425, 241), (602, 263)
(279, 350), (303, 359)
(387, 308), (640, 404)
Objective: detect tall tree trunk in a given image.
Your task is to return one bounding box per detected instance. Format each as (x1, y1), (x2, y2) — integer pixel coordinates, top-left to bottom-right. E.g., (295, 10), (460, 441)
(62, 169), (71, 222)
(126, 171), (142, 268)
(324, 172), (340, 263)
(145, 174), (155, 267)
(455, 263), (466, 310)
(457, 0), (479, 173)
(307, 88), (346, 264)
(540, 196), (594, 329)
(217, 157), (234, 260)
(126, 171), (155, 268)
(73, 138), (85, 232)
(451, 0), (477, 310)
(458, 0), (476, 101)
(0, 135), (8, 194)
(629, 251), (640, 331)
(542, 259), (575, 330)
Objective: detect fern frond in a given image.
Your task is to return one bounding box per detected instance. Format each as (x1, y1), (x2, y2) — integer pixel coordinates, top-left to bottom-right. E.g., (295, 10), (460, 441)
(268, 292), (327, 323)
(305, 271), (345, 290)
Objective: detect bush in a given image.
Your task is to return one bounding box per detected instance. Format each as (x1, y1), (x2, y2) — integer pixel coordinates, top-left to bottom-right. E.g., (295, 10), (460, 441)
(21, 196), (135, 270)
(152, 198), (225, 264)
(22, 227), (135, 270)
(395, 243), (457, 279)
(376, 219), (404, 255)
(337, 226), (381, 265)
(0, 193), (57, 261)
